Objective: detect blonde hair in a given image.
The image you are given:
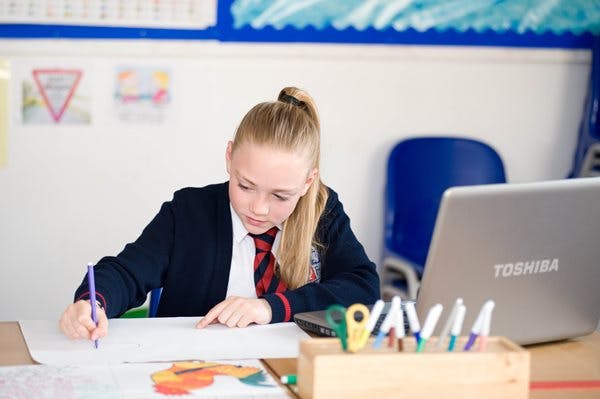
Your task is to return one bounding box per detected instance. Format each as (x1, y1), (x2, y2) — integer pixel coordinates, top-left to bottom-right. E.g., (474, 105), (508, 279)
(230, 87), (329, 289)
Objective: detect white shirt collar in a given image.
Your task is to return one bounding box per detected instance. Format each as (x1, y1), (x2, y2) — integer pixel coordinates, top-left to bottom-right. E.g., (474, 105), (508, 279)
(230, 204), (249, 245)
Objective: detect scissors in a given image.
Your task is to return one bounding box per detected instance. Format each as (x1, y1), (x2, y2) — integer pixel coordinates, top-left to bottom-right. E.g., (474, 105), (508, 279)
(325, 304), (348, 351)
(345, 303), (370, 353)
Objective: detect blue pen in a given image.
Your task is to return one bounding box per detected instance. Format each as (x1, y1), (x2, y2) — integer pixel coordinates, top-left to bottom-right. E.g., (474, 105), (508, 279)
(87, 262), (99, 349)
(404, 301), (421, 344)
(357, 299), (384, 349)
(373, 296), (400, 349)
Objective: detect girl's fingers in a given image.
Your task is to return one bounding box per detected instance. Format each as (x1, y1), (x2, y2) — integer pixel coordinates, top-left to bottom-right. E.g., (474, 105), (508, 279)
(196, 300), (228, 328)
(195, 297), (271, 328)
(59, 300), (109, 341)
(91, 311), (109, 340)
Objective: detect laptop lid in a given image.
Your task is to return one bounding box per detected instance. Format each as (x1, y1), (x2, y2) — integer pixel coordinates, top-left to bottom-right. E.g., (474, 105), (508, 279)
(416, 177), (600, 345)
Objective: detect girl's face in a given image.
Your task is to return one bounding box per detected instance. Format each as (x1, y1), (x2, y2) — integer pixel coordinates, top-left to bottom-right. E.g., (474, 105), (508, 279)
(226, 141), (317, 235)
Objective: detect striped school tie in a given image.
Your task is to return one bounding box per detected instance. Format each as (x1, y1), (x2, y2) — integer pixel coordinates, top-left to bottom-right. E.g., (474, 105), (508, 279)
(250, 227), (287, 296)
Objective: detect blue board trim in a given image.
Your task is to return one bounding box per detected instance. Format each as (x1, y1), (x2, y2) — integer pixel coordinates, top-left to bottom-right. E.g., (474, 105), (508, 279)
(219, 25), (595, 49)
(0, 23), (219, 40)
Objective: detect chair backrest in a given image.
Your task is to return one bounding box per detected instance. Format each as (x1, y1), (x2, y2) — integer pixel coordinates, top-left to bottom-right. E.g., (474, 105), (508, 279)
(570, 36), (600, 177)
(384, 137), (506, 275)
(149, 287), (162, 317)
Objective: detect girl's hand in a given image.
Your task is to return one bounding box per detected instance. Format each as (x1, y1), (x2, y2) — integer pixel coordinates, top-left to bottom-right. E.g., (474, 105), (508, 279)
(59, 299), (108, 341)
(195, 297), (272, 329)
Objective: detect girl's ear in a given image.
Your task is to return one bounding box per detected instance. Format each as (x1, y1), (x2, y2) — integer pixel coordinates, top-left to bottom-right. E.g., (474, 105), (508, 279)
(225, 141), (233, 174)
(300, 168), (318, 196)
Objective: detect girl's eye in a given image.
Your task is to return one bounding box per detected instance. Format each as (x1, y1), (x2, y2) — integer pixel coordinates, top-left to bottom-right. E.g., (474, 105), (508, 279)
(274, 194), (289, 201)
(238, 183), (250, 191)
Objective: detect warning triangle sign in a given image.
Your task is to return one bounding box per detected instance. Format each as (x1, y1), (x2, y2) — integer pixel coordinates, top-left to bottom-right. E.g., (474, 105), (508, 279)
(32, 69), (82, 123)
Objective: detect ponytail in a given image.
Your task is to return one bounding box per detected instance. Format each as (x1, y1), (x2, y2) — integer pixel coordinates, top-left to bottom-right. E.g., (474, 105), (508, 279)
(231, 86), (328, 289)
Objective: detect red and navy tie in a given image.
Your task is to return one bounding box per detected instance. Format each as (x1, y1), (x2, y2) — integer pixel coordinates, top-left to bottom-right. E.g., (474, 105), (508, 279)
(250, 227), (287, 296)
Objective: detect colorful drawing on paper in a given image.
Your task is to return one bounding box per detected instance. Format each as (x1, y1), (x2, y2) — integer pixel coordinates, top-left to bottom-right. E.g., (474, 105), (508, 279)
(114, 67), (171, 124)
(151, 360), (275, 395)
(0, 360), (285, 398)
(0, 365), (119, 399)
(22, 68), (91, 124)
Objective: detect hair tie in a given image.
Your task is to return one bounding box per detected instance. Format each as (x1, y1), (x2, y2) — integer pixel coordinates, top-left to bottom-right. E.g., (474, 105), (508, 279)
(280, 93), (304, 107)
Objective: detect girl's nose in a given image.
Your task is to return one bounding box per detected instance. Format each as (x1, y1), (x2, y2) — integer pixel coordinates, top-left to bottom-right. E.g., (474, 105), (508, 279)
(251, 195), (269, 216)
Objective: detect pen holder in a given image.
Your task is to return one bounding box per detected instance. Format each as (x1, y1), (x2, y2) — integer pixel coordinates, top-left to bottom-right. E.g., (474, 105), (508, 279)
(297, 336), (529, 399)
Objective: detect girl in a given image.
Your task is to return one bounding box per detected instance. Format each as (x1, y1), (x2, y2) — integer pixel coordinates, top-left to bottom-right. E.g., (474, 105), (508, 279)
(59, 87), (380, 341)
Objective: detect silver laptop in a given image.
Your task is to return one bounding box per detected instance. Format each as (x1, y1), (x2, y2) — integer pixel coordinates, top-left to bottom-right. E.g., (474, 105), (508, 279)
(294, 301), (412, 338)
(416, 177), (600, 345)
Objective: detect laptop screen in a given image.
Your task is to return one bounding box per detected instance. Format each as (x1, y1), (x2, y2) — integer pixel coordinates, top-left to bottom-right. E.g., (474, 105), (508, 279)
(416, 177), (600, 345)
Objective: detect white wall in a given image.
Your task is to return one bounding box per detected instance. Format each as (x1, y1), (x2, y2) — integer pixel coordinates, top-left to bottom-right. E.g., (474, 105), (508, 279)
(0, 39), (590, 320)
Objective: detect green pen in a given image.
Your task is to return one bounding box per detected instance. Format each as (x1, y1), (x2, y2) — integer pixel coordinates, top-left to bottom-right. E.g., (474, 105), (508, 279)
(448, 304), (466, 351)
(416, 304), (443, 352)
(281, 374), (297, 385)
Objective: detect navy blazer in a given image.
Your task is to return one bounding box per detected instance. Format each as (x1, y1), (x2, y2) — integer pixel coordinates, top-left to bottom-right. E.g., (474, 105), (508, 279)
(75, 182), (380, 322)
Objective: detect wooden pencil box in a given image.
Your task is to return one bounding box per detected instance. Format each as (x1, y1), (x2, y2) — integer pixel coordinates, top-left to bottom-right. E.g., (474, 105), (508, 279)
(297, 336), (530, 399)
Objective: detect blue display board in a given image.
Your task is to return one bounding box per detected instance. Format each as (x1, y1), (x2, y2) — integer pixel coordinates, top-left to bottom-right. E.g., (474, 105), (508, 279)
(1, 0), (598, 49)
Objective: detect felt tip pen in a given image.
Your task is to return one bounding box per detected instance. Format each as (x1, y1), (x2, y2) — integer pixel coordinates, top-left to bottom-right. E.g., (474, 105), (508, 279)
(464, 300), (494, 351)
(387, 327), (396, 348)
(478, 301), (495, 352)
(393, 297), (406, 351)
(387, 297), (402, 348)
(373, 296), (400, 349)
(281, 374), (297, 385)
(358, 299), (384, 348)
(447, 304), (466, 352)
(404, 301), (421, 343)
(87, 262), (99, 349)
(436, 298), (463, 349)
(416, 303), (443, 352)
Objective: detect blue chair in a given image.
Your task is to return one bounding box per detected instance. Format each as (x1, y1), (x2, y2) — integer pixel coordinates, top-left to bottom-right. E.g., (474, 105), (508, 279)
(381, 137), (507, 300)
(149, 287), (162, 317)
(570, 36), (600, 178)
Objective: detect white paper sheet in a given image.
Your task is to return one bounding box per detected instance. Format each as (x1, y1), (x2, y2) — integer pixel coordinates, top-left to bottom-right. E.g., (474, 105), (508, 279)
(19, 318), (309, 366)
(0, 359), (289, 398)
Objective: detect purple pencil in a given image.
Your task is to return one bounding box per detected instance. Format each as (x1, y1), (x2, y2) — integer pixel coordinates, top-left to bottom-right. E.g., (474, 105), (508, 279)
(87, 263), (99, 349)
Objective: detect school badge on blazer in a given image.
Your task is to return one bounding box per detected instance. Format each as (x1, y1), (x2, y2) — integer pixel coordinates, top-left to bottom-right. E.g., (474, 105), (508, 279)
(309, 247), (322, 282)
